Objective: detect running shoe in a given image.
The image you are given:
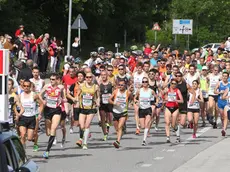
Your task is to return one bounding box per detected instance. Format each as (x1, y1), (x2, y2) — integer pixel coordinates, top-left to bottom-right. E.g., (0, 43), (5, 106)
(43, 151), (49, 159)
(53, 137), (57, 145)
(166, 137), (170, 143)
(189, 123), (193, 129)
(135, 128), (140, 135)
(103, 134), (108, 141)
(213, 122), (217, 129)
(192, 134), (196, 138)
(201, 121), (206, 127)
(98, 121), (102, 127)
(208, 116), (214, 125)
(82, 144), (88, 150)
(142, 140), (146, 146)
(69, 128), (74, 134)
(113, 141), (120, 149)
(176, 137), (180, 143)
(88, 132), (92, 138)
(155, 127), (159, 131)
(33, 145), (39, 152)
(106, 123), (110, 134)
(61, 139), (65, 148)
(76, 139), (83, 147)
(221, 130), (226, 137)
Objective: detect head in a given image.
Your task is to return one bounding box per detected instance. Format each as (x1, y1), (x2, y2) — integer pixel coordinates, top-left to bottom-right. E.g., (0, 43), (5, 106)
(200, 57), (205, 65)
(172, 65), (179, 76)
(136, 62), (143, 74)
(32, 67), (40, 79)
(84, 67), (92, 74)
(213, 66), (219, 75)
(77, 71), (85, 83)
(50, 73), (59, 86)
(222, 72), (229, 82)
(201, 66), (208, 75)
(100, 65), (106, 73)
(148, 69), (156, 80)
(8, 79), (14, 92)
(153, 52), (158, 59)
(118, 65), (125, 75)
(175, 72), (183, 82)
(19, 78), (25, 87)
(23, 80), (32, 93)
(69, 67), (76, 78)
(189, 64), (196, 75)
(44, 33), (50, 39)
(26, 59), (33, 69)
(160, 58), (166, 68)
(177, 59), (182, 67)
(192, 80), (199, 89)
(85, 72), (93, 84)
(143, 62), (150, 73)
(107, 65), (114, 76)
(101, 70), (108, 82)
(14, 60), (23, 69)
(142, 77), (149, 88)
(170, 79), (178, 88)
(118, 80), (126, 91)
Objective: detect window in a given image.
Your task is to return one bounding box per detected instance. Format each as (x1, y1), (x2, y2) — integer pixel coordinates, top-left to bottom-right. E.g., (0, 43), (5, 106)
(214, 44), (221, 48)
(3, 140), (16, 170)
(11, 138), (27, 167)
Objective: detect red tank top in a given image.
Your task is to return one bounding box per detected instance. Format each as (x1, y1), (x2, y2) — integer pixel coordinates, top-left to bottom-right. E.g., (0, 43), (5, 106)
(165, 88), (179, 108)
(45, 85), (62, 108)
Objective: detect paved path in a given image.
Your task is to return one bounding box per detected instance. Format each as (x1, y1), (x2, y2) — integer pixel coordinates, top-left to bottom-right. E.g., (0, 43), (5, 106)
(25, 107), (228, 172)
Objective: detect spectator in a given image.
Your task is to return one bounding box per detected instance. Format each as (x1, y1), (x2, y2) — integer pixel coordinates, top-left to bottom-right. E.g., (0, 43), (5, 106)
(72, 37), (80, 58)
(18, 59), (33, 81)
(38, 33), (49, 73)
(15, 25), (24, 38)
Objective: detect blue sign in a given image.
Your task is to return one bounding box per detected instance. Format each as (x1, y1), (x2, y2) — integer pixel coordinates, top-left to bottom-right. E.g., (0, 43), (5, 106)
(179, 20), (190, 24)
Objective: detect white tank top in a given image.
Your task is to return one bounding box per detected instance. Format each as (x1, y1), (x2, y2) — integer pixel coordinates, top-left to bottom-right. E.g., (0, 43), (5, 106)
(188, 89), (200, 109)
(133, 72), (145, 93)
(208, 74), (220, 95)
(113, 90), (128, 114)
(139, 88), (152, 109)
(30, 78), (44, 93)
(21, 92), (36, 117)
(186, 73), (199, 87)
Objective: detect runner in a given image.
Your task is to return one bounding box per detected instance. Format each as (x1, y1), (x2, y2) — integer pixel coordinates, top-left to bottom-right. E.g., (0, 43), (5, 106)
(99, 71), (113, 141)
(78, 72), (100, 149)
(62, 67), (77, 134)
(67, 71), (85, 147)
(164, 79), (183, 143)
(185, 64), (200, 87)
(176, 72), (195, 129)
(134, 77), (157, 145)
(199, 66), (209, 127)
(29, 67), (45, 151)
(109, 80), (133, 148)
(18, 80), (43, 148)
(187, 80), (203, 138)
(8, 79), (24, 130)
(221, 86), (230, 137)
(132, 62), (147, 135)
(208, 65), (221, 128)
(214, 72), (230, 129)
(39, 73), (64, 159)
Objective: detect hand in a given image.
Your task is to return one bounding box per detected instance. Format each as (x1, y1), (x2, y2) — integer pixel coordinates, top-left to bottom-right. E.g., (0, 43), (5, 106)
(37, 114), (42, 121)
(14, 115), (19, 122)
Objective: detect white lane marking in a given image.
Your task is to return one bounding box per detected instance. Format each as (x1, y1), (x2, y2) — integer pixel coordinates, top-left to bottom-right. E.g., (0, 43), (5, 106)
(141, 164), (152, 167)
(162, 149), (166, 152)
(167, 149), (175, 152)
(154, 157), (164, 160)
(178, 118), (221, 146)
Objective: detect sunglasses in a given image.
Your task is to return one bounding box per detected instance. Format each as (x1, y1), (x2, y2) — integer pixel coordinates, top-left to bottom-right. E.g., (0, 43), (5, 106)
(176, 75), (182, 77)
(50, 78), (56, 81)
(161, 62), (166, 64)
(118, 68), (124, 70)
(86, 76), (92, 79)
(23, 85), (30, 87)
(149, 73), (154, 75)
(107, 69), (113, 71)
(142, 81), (148, 83)
(171, 82), (177, 85)
(119, 84), (125, 86)
(177, 61), (182, 63)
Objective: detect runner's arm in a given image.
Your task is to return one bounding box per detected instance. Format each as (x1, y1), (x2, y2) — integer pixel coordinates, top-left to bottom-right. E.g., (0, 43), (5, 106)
(222, 88), (229, 100)
(14, 95), (24, 116)
(176, 90), (184, 104)
(109, 90), (116, 105)
(214, 82), (220, 94)
(39, 84), (47, 102)
(134, 90), (140, 104)
(197, 90), (204, 103)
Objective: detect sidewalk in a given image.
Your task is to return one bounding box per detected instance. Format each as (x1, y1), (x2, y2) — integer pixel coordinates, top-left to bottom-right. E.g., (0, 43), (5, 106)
(173, 138), (230, 172)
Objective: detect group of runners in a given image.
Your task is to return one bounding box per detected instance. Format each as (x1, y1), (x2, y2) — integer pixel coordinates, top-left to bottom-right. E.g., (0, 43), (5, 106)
(7, 45), (230, 159)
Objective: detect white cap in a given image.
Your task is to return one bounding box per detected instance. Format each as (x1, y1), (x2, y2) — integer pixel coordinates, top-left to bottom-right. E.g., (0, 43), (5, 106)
(95, 58), (103, 64)
(202, 66), (208, 70)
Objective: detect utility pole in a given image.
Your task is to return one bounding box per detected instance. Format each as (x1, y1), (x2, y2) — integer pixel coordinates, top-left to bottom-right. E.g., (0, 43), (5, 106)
(67, 0), (72, 57)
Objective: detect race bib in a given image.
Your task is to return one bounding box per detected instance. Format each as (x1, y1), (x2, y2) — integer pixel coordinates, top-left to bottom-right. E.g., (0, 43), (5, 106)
(47, 96), (58, 108)
(117, 96), (126, 109)
(192, 101), (199, 108)
(168, 92), (176, 102)
(140, 97), (150, 107)
(82, 94), (93, 107)
(202, 90), (208, 98)
(102, 94), (111, 104)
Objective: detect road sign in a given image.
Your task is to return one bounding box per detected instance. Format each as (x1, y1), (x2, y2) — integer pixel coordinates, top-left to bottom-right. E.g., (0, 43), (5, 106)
(152, 23), (161, 31)
(71, 14), (88, 30)
(172, 19), (193, 35)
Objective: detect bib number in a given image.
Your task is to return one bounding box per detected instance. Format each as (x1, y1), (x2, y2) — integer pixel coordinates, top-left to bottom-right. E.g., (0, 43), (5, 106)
(102, 94), (111, 104)
(82, 94), (93, 107)
(47, 96), (58, 108)
(168, 93), (176, 102)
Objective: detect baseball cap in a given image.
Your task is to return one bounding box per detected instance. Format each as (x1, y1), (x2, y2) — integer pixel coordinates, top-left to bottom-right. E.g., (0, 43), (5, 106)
(202, 66), (208, 70)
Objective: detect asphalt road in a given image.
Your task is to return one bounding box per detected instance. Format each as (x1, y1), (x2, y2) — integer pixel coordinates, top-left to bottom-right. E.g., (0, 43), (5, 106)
(25, 108), (226, 172)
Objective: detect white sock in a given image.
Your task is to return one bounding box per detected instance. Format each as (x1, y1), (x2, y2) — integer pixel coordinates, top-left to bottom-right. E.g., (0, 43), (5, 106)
(83, 128), (89, 145)
(176, 125), (180, 137)
(143, 128), (148, 141)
